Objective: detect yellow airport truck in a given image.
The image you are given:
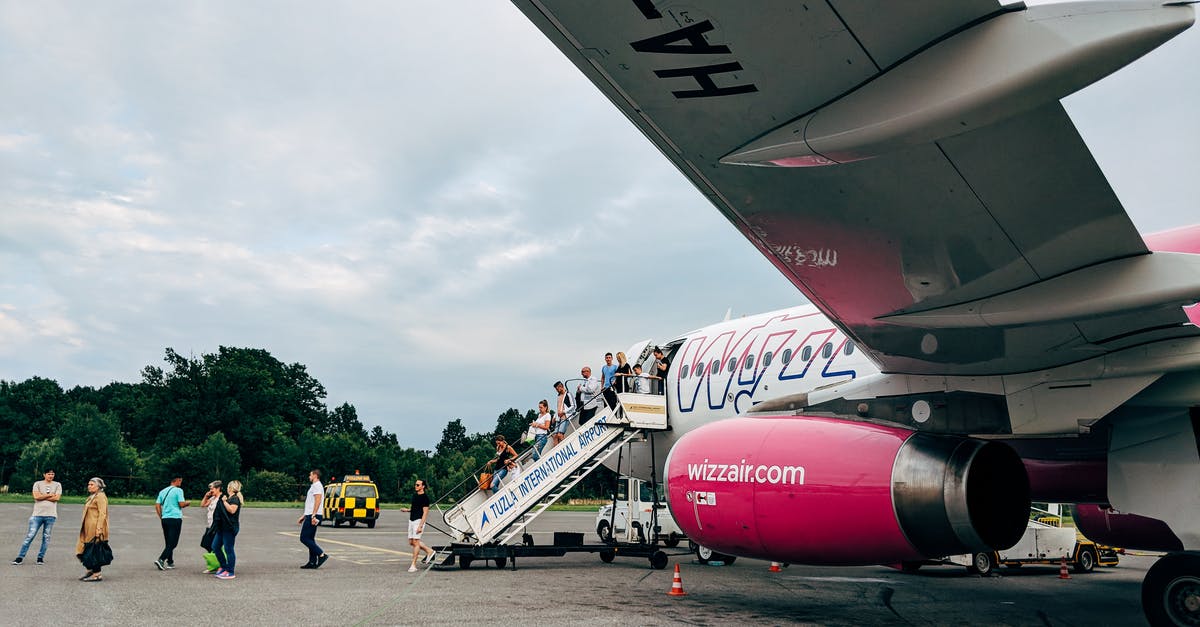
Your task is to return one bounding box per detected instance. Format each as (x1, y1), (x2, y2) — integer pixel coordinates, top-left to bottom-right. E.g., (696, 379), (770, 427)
(321, 474), (381, 528)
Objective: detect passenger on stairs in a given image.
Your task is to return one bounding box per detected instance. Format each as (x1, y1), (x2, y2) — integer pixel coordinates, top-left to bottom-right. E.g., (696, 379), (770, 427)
(488, 435), (519, 493)
(552, 381), (573, 445)
(613, 352), (632, 393)
(576, 367), (600, 423)
(651, 347), (670, 395)
(601, 352), (617, 388)
(632, 364), (650, 394)
(529, 400), (553, 461)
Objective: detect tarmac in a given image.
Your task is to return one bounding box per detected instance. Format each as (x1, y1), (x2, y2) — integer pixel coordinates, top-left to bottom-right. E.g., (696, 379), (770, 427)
(0, 502), (1155, 625)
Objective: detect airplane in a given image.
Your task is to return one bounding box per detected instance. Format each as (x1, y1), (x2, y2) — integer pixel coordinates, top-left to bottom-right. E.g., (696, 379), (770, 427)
(510, 1), (1200, 625)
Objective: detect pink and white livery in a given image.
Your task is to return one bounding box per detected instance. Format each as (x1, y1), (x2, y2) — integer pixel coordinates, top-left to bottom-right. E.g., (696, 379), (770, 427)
(512, 1), (1200, 624)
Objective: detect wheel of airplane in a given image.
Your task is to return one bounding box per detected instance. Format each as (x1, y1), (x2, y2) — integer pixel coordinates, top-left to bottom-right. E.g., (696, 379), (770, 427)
(597, 520), (613, 543)
(1142, 552), (1200, 627)
(1074, 548), (1096, 574)
(694, 543), (714, 564)
(968, 552), (995, 576)
(692, 543), (736, 566)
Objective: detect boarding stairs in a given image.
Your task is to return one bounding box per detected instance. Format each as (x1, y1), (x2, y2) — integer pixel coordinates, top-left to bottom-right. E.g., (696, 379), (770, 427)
(440, 387), (668, 548)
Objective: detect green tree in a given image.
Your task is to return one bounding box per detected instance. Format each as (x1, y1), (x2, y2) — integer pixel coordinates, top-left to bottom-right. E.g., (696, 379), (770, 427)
(54, 403), (142, 496)
(435, 419), (470, 457)
(325, 403), (367, 439)
(135, 347), (328, 471)
(367, 425), (398, 448)
(0, 377), (65, 484)
(13, 438), (65, 489)
(245, 469), (299, 502)
(161, 432), (243, 488)
(493, 408), (532, 446)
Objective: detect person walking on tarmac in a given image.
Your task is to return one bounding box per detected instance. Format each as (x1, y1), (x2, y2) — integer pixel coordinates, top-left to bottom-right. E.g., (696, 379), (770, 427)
(154, 475), (190, 571)
(298, 470), (329, 569)
(404, 479), (435, 572)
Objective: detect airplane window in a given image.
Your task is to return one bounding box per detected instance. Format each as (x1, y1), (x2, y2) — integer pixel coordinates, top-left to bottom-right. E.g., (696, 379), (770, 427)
(822, 343), (833, 358)
(763, 352), (772, 367)
(799, 346), (810, 362)
(745, 354), (755, 370)
(681, 365), (690, 379)
(782, 348), (793, 364)
(844, 341), (855, 356)
(695, 364), (704, 378)
(726, 357), (736, 372)
(710, 360), (719, 375)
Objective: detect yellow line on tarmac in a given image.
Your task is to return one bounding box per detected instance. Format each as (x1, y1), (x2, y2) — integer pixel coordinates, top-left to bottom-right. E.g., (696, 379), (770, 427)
(276, 531), (411, 556)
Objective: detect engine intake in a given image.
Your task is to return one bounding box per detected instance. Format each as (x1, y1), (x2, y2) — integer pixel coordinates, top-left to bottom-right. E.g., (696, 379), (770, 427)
(665, 416), (1029, 565)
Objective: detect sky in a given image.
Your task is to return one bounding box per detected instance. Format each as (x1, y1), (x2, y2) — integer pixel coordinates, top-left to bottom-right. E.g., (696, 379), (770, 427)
(0, 3), (1196, 450)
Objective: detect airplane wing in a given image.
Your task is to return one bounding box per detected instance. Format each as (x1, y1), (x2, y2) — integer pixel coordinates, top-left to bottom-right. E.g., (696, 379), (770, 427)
(513, 0), (1199, 376)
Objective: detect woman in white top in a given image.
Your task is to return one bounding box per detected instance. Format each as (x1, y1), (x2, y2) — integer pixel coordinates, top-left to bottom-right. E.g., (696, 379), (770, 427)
(530, 400), (553, 460)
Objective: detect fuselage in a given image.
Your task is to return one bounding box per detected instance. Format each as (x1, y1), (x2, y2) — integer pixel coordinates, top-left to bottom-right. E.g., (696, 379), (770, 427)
(608, 303), (878, 481)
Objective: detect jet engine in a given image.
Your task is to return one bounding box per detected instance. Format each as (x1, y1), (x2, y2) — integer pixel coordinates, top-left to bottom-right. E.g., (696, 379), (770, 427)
(665, 415), (1029, 565)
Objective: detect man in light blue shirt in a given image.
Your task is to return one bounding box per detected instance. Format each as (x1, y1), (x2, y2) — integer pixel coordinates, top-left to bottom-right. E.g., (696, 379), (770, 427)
(601, 353), (617, 388)
(154, 476), (190, 570)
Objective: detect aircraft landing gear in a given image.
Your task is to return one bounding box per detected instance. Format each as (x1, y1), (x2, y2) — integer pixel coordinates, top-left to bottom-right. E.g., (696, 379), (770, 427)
(1142, 551), (1200, 627)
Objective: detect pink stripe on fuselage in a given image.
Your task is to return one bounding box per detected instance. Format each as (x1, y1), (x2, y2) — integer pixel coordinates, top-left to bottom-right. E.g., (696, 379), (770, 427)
(1145, 225), (1200, 326)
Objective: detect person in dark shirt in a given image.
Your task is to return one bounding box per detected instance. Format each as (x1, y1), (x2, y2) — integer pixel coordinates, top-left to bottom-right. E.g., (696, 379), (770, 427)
(404, 479), (435, 572)
(652, 347), (670, 394)
(212, 480), (242, 580)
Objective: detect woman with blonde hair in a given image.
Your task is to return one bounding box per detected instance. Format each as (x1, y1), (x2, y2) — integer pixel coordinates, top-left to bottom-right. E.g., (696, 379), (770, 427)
(614, 351), (632, 393)
(211, 480), (243, 580)
(76, 477), (109, 582)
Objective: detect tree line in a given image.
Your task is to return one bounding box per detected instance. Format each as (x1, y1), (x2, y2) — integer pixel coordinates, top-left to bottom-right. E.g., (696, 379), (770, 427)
(0, 346), (613, 503)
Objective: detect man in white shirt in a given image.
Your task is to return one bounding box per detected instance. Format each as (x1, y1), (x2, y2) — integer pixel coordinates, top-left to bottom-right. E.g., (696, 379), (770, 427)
(576, 366), (601, 424)
(12, 469), (61, 565)
(298, 469), (329, 569)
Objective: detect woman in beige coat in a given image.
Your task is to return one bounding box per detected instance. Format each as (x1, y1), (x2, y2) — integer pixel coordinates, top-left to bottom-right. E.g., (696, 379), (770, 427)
(76, 477), (109, 581)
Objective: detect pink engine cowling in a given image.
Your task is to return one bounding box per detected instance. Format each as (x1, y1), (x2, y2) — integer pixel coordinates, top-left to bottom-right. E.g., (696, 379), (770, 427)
(665, 415), (1030, 565)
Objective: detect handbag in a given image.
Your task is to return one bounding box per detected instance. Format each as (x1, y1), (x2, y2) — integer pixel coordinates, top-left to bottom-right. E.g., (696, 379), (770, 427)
(523, 427), (537, 444)
(80, 538), (113, 570)
(477, 472), (493, 490)
(200, 524), (217, 551)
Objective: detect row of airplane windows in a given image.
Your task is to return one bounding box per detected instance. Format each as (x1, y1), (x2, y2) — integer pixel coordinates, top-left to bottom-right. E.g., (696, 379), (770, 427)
(678, 341), (856, 380)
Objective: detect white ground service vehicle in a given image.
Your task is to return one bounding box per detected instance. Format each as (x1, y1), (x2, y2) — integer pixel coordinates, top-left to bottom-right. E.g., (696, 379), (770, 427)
(595, 477), (685, 547)
(906, 505), (1117, 575)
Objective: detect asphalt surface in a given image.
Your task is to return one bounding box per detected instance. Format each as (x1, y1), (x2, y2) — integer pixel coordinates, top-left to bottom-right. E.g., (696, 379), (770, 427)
(0, 502), (1155, 625)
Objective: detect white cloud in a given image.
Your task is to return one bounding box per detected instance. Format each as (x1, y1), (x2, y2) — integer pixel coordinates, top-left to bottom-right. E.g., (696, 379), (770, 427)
(0, 3), (1194, 448)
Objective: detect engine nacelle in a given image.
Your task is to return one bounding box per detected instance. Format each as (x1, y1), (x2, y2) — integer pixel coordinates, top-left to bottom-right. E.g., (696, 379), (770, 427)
(665, 416), (1029, 565)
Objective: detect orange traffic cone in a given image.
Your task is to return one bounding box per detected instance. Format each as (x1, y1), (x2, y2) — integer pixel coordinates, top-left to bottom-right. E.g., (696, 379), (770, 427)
(668, 563), (687, 596)
(1058, 557), (1071, 580)
(768, 562), (782, 573)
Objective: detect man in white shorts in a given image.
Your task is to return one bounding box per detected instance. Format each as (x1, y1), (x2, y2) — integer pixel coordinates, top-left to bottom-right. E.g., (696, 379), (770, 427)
(404, 479), (435, 572)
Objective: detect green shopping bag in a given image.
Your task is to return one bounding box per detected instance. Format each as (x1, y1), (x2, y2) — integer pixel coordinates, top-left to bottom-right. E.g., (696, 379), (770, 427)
(204, 552), (220, 571)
